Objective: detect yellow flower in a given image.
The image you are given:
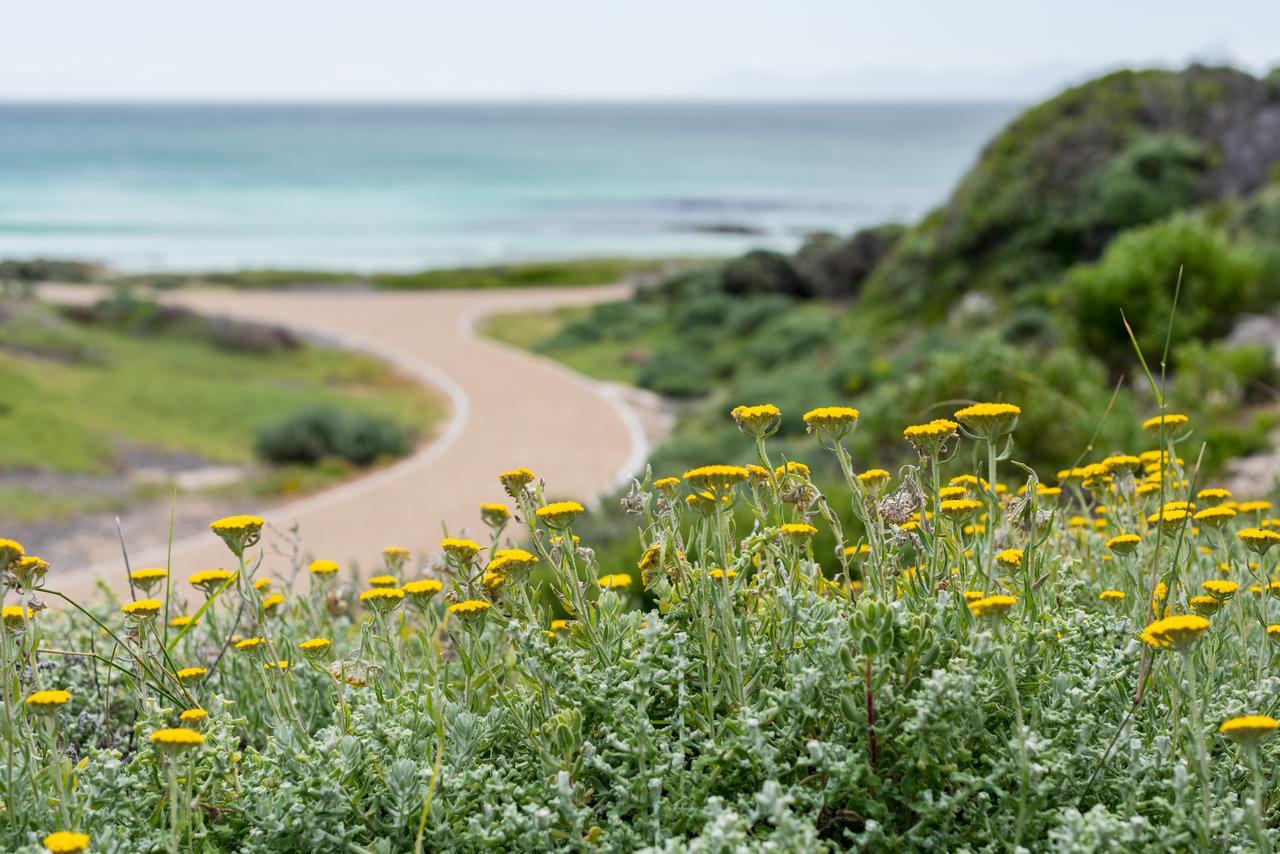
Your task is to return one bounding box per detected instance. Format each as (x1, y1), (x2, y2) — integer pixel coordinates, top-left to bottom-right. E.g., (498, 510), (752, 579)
(179, 708), (209, 724)
(368, 575), (399, 587)
(745, 464), (770, 481)
(940, 499), (982, 522)
(441, 538), (481, 562)
(263, 659), (290, 671)
(1140, 614), (1210, 650)
(995, 548), (1023, 569)
(1219, 715), (1279, 742)
(121, 599), (162, 620)
(11, 554), (49, 587)
(708, 568), (737, 580)
(298, 637), (332, 657)
(1196, 487), (1232, 504)
(253, 577), (272, 592)
(686, 491), (730, 515)
(209, 514), (265, 555)
(778, 522), (818, 544)
(169, 615), (197, 629)
(402, 579), (444, 600)
(481, 570), (506, 589)
(359, 587), (406, 611)
(1101, 454), (1141, 474)
(774, 461), (810, 479)
(176, 667), (208, 683)
(682, 465), (750, 495)
(1141, 413), (1189, 433)
(802, 406), (860, 440)
(480, 503), (511, 527)
(1099, 590), (1126, 603)
(652, 477), (682, 493)
(938, 485), (969, 501)
(844, 543), (872, 560)
(235, 637), (265, 652)
(309, 559), (340, 576)
(3, 605), (32, 632)
(448, 599), (492, 617)
(1106, 534), (1141, 554)
(1268, 625), (1280, 642)
(498, 467), (536, 496)
(903, 419), (958, 454)
(127, 568), (168, 594)
(1146, 508), (1189, 531)
(1193, 506), (1236, 529)
(25, 689), (71, 712)
(536, 500), (585, 528)
(261, 593), (285, 614)
(487, 548), (539, 574)
(550, 619), (572, 632)
(382, 546), (411, 571)
(1238, 527), (1280, 555)
(0, 537), (25, 567)
(150, 727), (205, 751)
(730, 403), (781, 435)
(953, 402), (1021, 438)
(968, 594), (1017, 619)
(597, 573), (633, 590)
(857, 469), (891, 490)
(1237, 500), (1274, 515)
(962, 590), (985, 602)
(1202, 579), (1239, 600)
(1189, 595), (1222, 616)
(188, 568), (236, 595)
(42, 831), (91, 854)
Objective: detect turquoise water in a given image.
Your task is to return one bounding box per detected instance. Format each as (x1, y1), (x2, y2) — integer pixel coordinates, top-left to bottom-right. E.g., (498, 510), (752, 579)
(0, 102), (1018, 272)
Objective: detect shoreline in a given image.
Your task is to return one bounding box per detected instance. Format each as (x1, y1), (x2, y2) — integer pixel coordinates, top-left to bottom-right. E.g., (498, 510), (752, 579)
(4, 254), (715, 292)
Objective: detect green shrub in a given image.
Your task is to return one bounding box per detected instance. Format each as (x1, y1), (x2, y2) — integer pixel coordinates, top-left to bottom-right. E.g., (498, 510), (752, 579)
(254, 406), (412, 466)
(1066, 216), (1266, 370)
(636, 349), (713, 397)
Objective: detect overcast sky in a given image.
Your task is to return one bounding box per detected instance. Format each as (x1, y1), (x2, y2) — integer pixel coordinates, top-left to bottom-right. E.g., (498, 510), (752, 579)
(3, 1), (1276, 101)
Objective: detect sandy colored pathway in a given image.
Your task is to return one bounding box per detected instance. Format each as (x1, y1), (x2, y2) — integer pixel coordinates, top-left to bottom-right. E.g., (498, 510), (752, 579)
(36, 284), (640, 600)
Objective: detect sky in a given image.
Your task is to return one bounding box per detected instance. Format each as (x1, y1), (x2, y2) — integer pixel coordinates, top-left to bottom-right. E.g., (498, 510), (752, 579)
(2, 1), (1277, 101)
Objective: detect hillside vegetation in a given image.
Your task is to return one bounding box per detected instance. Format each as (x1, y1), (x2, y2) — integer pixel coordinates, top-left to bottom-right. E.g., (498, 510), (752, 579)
(484, 64), (1280, 570)
(0, 294), (440, 524)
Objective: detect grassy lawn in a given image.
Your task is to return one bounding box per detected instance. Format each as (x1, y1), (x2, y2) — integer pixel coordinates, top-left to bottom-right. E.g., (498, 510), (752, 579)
(119, 257), (697, 292)
(479, 305), (657, 385)
(0, 300), (443, 520)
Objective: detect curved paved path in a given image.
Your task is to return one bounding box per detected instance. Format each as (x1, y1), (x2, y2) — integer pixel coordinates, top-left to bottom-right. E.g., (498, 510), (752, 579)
(37, 284), (639, 600)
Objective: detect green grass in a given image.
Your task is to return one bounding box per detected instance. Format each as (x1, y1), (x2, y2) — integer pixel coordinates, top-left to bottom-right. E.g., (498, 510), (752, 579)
(119, 257), (695, 292)
(479, 305), (657, 384)
(0, 303), (443, 476)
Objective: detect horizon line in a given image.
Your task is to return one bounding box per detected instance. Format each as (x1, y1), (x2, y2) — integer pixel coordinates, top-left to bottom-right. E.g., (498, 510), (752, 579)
(0, 94), (1031, 107)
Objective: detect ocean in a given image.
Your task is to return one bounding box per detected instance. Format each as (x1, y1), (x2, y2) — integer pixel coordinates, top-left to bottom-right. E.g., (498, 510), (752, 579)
(0, 102), (1019, 272)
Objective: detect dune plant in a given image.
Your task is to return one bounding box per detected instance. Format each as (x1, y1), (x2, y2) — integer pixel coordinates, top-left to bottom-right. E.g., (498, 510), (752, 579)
(2, 399), (1280, 851)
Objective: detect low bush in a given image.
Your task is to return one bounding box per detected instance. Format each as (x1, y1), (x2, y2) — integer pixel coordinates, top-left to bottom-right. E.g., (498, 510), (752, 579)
(1065, 216), (1268, 371)
(4, 401), (1280, 851)
(254, 405), (413, 467)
